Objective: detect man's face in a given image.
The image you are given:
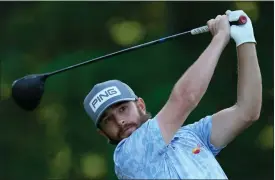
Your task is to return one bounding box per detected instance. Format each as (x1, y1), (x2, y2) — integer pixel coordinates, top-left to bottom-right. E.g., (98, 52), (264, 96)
(98, 98), (149, 142)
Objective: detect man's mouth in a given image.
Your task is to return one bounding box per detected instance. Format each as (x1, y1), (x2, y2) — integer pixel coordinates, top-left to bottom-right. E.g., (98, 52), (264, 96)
(121, 125), (135, 136)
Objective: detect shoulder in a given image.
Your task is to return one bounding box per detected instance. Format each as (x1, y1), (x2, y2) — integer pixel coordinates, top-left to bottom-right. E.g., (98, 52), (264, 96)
(182, 115), (213, 132)
(177, 115), (225, 155)
(174, 116), (213, 142)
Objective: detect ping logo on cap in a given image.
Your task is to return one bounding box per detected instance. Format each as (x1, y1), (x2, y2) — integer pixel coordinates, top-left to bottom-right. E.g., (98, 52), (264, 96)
(89, 86), (121, 112)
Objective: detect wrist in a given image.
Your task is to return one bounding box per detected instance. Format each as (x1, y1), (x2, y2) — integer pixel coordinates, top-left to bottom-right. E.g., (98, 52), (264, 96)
(232, 27), (257, 47)
(237, 42), (256, 51)
(212, 32), (229, 48)
(235, 35), (257, 47)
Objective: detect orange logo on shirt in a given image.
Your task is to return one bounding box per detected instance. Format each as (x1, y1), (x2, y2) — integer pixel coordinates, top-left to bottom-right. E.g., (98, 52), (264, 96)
(192, 144), (201, 154)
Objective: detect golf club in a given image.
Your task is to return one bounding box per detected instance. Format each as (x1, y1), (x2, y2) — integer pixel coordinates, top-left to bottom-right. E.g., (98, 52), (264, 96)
(11, 16), (247, 111)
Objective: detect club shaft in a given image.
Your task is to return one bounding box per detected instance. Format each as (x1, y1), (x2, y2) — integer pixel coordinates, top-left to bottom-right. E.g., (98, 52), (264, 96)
(47, 30), (191, 76)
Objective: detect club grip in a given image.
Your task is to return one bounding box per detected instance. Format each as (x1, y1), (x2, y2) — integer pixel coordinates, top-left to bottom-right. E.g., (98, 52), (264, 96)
(191, 15), (247, 35)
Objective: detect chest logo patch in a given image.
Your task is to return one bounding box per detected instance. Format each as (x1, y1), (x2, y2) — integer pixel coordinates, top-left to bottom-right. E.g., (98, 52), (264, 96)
(192, 144), (201, 154)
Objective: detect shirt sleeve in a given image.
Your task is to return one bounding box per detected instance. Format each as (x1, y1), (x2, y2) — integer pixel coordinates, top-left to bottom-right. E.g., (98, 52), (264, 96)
(113, 116), (166, 179)
(188, 115), (226, 156)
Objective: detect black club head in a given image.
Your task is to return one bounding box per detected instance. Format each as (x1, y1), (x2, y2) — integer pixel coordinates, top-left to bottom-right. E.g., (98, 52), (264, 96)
(11, 74), (48, 111)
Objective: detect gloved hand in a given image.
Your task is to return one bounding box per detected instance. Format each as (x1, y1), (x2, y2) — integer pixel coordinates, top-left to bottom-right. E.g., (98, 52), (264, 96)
(226, 10), (256, 47)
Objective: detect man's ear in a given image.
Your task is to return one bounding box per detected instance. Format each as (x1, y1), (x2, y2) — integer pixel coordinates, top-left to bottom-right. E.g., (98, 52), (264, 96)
(136, 97), (146, 114)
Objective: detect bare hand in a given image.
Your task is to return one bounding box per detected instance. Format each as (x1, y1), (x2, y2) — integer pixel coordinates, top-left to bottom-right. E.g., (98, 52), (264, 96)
(207, 15), (230, 43)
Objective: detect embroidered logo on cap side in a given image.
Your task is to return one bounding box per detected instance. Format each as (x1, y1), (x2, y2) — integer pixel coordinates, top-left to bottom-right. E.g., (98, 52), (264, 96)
(89, 86), (121, 112)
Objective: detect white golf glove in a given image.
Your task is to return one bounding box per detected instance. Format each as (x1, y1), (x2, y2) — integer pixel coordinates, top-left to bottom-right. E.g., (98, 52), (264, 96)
(226, 10), (256, 47)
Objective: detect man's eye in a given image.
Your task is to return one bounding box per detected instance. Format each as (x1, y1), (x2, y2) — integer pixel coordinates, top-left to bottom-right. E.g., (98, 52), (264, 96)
(119, 106), (126, 112)
(104, 117), (110, 124)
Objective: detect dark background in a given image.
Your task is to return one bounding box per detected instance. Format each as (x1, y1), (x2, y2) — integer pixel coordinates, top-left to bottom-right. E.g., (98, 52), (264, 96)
(0, 2), (273, 180)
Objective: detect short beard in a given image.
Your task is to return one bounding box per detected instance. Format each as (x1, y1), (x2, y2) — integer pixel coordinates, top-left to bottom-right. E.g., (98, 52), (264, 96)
(108, 110), (152, 145)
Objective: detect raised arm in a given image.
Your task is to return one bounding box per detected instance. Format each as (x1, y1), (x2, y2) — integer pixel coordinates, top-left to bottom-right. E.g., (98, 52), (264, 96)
(211, 10), (262, 148)
(156, 15), (230, 144)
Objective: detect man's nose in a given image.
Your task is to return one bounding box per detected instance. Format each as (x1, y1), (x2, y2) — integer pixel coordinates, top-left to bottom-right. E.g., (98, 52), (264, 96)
(116, 117), (125, 126)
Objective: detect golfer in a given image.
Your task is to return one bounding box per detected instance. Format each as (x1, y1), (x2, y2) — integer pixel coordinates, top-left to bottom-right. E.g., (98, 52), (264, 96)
(83, 10), (262, 179)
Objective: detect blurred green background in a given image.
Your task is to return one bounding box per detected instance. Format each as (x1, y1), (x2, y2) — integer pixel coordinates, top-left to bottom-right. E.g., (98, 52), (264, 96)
(0, 1), (273, 180)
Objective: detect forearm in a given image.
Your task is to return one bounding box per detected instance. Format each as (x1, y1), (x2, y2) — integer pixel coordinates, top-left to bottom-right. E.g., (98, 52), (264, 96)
(172, 34), (227, 107)
(236, 43), (262, 119)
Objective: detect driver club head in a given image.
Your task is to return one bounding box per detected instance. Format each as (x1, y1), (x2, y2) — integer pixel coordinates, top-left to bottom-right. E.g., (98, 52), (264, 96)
(11, 74), (48, 111)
